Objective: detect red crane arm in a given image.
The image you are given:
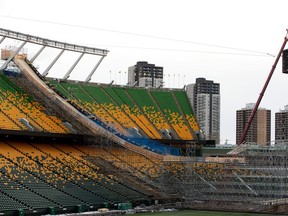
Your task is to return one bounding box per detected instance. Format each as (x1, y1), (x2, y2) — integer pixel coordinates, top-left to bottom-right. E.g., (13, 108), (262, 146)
(239, 30), (288, 145)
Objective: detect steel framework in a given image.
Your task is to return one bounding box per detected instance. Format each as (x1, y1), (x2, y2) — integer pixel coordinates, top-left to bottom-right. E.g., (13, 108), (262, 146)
(0, 28), (109, 82)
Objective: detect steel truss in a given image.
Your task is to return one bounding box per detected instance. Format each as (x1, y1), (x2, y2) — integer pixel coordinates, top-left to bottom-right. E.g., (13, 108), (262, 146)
(0, 28), (109, 82)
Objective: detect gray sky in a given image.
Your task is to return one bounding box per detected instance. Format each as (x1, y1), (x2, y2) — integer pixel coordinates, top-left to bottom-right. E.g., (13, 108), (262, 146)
(0, 0), (287, 144)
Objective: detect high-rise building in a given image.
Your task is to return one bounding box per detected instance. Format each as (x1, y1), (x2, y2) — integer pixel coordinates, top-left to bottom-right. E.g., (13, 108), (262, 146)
(275, 105), (288, 142)
(128, 61), (163, 88)
(186, 78), (220, 144)
(236, 103), (271, 145)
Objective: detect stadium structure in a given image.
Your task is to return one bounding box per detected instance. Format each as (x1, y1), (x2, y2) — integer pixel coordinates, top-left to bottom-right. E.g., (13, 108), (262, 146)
(1, 28), (288, 215)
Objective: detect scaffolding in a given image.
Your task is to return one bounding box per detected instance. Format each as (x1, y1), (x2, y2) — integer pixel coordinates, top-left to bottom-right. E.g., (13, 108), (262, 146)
(3, 28), (288, 214)
(79, 138), (288, 213)
(80, 133), (288, 213)
(165, 142), (288, 213)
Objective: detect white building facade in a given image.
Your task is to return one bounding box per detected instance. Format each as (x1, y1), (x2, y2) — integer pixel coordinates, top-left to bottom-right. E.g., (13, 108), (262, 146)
(186, 78), (220, 144)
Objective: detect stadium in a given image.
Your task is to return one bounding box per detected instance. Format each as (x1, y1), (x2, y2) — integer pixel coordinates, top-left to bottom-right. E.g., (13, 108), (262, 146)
(1, 28), (288, 216)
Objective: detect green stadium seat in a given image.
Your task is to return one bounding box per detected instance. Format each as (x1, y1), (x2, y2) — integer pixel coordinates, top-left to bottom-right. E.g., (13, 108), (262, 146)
(0, 75), (70, 133)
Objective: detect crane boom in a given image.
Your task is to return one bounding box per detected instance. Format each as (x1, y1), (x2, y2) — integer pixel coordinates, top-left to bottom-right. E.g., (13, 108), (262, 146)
(239, 30), (288, 145)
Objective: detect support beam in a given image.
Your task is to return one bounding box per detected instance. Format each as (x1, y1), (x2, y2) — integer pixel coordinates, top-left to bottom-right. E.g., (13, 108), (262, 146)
(84, 56), (105, 82)
(30, 45), (46, 63)
(42, 49), (65, 77)
(0, 41), (27, 70)
(0, 36), (6, 45)
(0, 28), (109, 81)
(63, 52), (84, 80)
(0, 28), (108, 56)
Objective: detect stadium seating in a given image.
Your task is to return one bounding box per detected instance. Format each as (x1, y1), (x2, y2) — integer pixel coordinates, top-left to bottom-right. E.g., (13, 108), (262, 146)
(172, 91), (200, 132)
(51, 82), (127, 135)
(74, 144), (172, 200)
(0, 140), (154, 212)
(13, 142), (135, 203)
(149, 90), (193, 140)
(51, 81), (181, 155)
(50, 80), (199, 141)
(0, 111), (23, 130)
(48, 143), (146, 201)
(0, 75), (69, 133)
(76, 144), (163, 178)
(0, 141), (85, 209)
(0, 72), (201, 213)
(83, 85), (139, 131)
(109, 87), (162, 139)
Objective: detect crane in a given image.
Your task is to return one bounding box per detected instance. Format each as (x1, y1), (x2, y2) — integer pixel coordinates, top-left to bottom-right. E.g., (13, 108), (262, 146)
(239, 30), (288, 145)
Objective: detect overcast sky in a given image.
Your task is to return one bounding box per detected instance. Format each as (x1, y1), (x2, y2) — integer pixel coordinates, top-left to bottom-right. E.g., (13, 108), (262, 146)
(0, 0), (287, 144)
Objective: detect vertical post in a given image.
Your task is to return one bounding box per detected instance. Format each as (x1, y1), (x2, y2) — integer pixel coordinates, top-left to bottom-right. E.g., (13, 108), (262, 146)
(239, 30), (288, 145)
